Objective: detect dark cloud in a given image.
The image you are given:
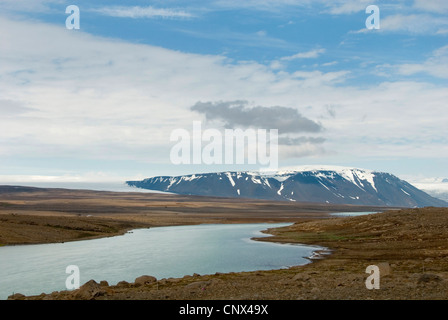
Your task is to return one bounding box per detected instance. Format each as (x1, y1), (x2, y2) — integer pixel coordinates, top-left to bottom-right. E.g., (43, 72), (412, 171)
(191, 100), (323, 134)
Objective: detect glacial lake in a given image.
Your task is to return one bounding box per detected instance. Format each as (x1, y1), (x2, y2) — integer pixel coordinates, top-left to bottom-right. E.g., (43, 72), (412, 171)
(0, 223), (323, 300)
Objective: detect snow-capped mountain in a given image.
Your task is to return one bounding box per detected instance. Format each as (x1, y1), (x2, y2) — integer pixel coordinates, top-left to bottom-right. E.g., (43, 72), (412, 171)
(126, 166), (448, 208)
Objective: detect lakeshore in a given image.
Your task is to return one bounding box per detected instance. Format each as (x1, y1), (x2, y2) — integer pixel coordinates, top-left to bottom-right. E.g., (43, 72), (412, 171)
(1, 186), (447, 300)
(0, 186), (381, 246)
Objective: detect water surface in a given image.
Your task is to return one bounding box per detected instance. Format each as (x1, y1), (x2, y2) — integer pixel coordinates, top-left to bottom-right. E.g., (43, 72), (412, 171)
(330, 211), (379, 217)
(0, 223), (322, 299)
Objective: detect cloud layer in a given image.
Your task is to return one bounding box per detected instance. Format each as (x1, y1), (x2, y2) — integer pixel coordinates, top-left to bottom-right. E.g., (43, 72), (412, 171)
(1, 0), (448, 179)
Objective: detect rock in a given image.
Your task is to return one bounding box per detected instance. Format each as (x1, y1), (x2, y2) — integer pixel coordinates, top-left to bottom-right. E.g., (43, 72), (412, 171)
(418, 274), (442, 284)
(158, 279), (168, 285)
(99, 280), (109, 287)
(292, 273), (310, 281)
(377, 262), (391, 276)
(72, 280), (104, 300)
(292, 274), (302, 281)
(116, 280), (131, 288)
(8, 293), (25, 300)
(185, 281), (210, 291)
(134, 275), (157, 287)
(193, 273), (201, 277)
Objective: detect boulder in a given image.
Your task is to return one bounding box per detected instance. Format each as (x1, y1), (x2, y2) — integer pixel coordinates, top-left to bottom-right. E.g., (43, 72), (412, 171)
(72, 280), (104, 300)
(134, 275), (157, 287)
(185, 281), (210, 291)
(99, 280), (109, 287)
(8, 293), (25, 300)
(292, 273), (310, 281)
(116, 280), (131, 288)
(377, 262), (391, 276)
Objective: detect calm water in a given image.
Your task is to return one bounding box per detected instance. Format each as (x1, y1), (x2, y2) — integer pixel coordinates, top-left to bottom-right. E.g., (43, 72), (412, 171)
(0, 223), (322, 299)
(330, 211), (379, 217)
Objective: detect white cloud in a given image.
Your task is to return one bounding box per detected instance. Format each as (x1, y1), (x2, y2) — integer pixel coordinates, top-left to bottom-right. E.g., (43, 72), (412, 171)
(212, 0), (313, 10)
(326, 0), (374, 14)
(380, 13), (448, 34)
(213, 0), (375, 15)
(280, 49), (326, 61)
(395, 45), (448, 79)
(436, 29), (448, 35)
(0, 0), (63, 13)
(0, 173), (117, 183)
(352, 13), (448, 35)
(1, 16), (448, 172)
(279, 143), (327, 159)
(291, 70), (350, 87)
(413, 0), (448, 14)
(321, 61), (338, 67)
(93, 6), (194, 19)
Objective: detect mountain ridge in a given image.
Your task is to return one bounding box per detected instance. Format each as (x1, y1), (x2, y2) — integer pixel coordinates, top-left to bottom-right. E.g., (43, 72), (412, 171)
(127, 167), (448, 208)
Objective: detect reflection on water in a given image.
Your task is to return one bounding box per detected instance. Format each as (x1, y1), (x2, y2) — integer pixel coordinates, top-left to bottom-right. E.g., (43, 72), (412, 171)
(0, 223), (322, 299)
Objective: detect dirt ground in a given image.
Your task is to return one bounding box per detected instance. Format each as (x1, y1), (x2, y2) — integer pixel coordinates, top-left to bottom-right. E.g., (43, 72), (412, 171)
(2, 187), (447, 300)
(0, 186), (381, 246)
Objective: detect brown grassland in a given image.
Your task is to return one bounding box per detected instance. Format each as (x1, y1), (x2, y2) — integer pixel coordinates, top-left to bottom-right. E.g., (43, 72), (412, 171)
(1, 186), (447, 300)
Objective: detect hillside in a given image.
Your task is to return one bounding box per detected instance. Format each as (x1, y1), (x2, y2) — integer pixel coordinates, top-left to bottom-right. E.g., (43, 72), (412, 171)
(127, 167), (448, 208)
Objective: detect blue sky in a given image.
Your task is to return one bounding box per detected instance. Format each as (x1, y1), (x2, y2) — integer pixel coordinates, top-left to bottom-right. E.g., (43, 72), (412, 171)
(0, 0), (447, 183)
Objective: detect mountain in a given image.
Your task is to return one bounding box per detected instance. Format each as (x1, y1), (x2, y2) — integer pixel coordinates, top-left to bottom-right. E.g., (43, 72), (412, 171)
(126, 166), (448, 208)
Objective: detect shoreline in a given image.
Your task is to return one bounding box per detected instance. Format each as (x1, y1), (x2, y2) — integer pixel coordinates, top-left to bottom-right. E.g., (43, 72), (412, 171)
(0, 186), (382, 246)
(2, 187), (447, 300)
(3, 221), (324, 300)
(8, 207), (448, 300)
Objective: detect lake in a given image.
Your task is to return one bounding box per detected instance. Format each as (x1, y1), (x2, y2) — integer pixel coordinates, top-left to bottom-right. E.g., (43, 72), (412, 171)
(330, 211), (379, 217)
(0, 223), (323, 300)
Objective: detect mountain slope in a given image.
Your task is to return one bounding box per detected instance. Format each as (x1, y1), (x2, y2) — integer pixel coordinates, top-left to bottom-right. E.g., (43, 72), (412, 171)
(127, 167), (448, 208)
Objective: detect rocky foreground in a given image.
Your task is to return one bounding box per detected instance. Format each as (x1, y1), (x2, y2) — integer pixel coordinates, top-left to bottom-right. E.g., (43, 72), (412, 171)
(9, 207), (448, 300)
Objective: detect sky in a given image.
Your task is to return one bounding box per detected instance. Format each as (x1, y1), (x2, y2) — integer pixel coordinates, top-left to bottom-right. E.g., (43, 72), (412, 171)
(0, 0), (447, 183)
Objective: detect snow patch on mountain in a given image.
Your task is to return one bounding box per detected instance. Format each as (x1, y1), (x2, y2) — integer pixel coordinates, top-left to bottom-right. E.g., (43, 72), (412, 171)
(277, 183), (284, 195)
(272, 165), (378, 192)
(225, 172), (236, 187)
(127, 166), (448, 207)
